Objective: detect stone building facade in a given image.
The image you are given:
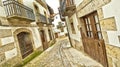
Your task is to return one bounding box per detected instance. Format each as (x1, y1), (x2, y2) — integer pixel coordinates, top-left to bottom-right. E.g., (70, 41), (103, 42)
(0, 0), (54, 66)
(59, 0), (120, 67)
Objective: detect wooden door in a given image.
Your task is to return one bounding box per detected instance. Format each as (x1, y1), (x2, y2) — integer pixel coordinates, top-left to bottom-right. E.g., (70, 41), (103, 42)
(55, 33), (58, 38)
(80, 11), (108, 67)
(48, 30), (52, 40)
(17, 32), (33, 59)
(40, 30), (48, 50)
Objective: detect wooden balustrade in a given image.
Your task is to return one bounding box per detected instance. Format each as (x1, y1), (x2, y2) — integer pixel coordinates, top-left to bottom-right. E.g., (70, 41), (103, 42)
(48, 18), (53, 23)
(39, 14), (47, 23)
(36, 13), (47, 23)
(59, 0), (76, 16)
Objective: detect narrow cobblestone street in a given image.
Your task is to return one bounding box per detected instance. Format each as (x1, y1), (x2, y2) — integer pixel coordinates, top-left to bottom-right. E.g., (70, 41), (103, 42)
(24, 37), (103, 67)
(0, 0), (120, 67)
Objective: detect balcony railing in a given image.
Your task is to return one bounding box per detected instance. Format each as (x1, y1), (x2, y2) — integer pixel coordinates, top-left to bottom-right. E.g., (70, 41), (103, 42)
(36, 13), (47, 23)
(66, 0), (74, 8)
(58, 7), (65, 21)
(3, 0), (35, 21)
(47, 5), (54, 15)
(59, 0), (76, 16)
(48, 18), (53, 24)
(35, 0), (47, 9)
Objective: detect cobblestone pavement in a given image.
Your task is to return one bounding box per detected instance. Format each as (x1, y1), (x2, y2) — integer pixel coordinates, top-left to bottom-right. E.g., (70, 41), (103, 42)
(24, 38), (103, 67)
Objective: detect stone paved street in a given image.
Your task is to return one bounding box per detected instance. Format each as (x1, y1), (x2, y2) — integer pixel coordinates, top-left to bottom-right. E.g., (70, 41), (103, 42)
(24, 38), (103, 67)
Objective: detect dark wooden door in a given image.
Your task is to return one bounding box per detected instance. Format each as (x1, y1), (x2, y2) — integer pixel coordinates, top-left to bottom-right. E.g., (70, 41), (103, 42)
(55, 33), (58, 38)
(17, 32), (33, 59)
(48, 30), (52, 40)
(40, 30), (48, 50)
(80, 12), (108, 67)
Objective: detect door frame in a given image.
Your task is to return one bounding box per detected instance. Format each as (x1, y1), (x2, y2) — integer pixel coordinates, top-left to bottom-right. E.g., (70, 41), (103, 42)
(40, 30), (48, 50)
(13, 28), (35, 59)
(17, 32), (33, 58)
(80, 11), (108, 67)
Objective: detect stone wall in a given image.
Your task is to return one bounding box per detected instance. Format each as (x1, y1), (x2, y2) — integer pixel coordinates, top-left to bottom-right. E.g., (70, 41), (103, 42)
(0, 28), (16, 66)
(106, 44), (120, 67)
(1, 56), (22, 67)
(0, 28), (22, 67)
(0, 25), (43, 67)
(74, 39), (84, 52)
(75, 0), (120, 67)
(63, 0), (120, 67)
(77, 0), (111, 17)
(0, 0), (54, 66)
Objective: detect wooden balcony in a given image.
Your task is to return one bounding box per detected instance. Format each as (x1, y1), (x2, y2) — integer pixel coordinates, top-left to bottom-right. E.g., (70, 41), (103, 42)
(47, 5), (54, 15)
(39, 14), (47, 23)
(48, 18), (54, 23)
(58, 7), (65, 21)
(3, 0), (35, 22)
(35, 0), (47, 9)
(47, 18), (54, 26)
(59, 0), (76, 17)
(36, 13), (48, 26)
(65, 0), (76, 11)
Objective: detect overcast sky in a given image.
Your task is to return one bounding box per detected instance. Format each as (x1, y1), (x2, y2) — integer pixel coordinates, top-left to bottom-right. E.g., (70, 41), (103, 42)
(45, 0), (66, 33)
(45, 0), (61, 30)
(45, 0), (59, 13)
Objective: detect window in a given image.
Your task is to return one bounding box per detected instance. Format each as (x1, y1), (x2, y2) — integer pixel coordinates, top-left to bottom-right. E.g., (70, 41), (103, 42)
(34, 5), (39, 13)
(71, 22), (76, 34)
(93, 14), (102, 39)
(34, 4), (40, 21)
(83, 11), (102, 39)
(84, 17), (93, 38)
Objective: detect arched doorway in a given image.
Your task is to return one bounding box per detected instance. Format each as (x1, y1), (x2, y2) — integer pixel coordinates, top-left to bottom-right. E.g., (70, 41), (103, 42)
(17, 32), (33, 59)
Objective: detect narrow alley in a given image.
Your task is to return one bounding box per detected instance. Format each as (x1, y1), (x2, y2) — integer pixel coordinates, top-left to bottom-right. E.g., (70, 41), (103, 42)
(24, 37), (103, 67)
(0, 0), (120, 67)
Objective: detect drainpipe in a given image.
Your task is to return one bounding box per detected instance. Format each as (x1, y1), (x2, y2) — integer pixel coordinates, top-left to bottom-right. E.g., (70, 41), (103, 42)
(65, 16), (73, 47)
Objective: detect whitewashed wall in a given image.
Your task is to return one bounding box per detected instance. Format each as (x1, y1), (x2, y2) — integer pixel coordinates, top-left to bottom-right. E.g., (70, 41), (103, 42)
(63, 27), (67, 34)
(1, 36), (14, 46)
(23, 0), (34, 10)
(102, 0), (120, 47)
(44, 27), (50, 42)
(34, 2), (46, 15)
(66, 14), (81, 42)
(0, 0), (7, 17)
(23, 0), (49, 16)
(74, 0), (83, 7)
(0, 7), (6, 17)
(5, 48), (17, 60)
(30, 27), (42, 48)
(11, 27), (43, 49)
(0, 0), (45, 61)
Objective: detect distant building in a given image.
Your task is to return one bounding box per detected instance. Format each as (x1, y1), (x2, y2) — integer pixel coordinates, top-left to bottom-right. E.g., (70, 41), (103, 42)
(52, 14), (67, 38)
(59, 0), (120, 67)
(0, 0), (55, 66)
(56, 22), (67, 37)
